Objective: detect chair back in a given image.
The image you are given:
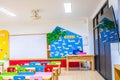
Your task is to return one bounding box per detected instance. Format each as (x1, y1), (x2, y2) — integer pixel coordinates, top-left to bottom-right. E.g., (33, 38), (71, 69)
(29, 62), (41, 66)
(35, 66), (44, 72)
(7, 67), (16, 72)
(14, 76), (25, 80)
(44, 65), (53, 72)
(30, 76), (42, 80)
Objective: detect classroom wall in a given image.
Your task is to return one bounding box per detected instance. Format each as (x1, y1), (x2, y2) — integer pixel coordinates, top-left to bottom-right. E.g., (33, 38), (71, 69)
(91, 0), (107, 19)
(110, 43), (120, 80)
(87, 19), (94, 54)
(0, 18), (91, 53)
(109, 0), (120, 80)
(0, 18), (92, 67)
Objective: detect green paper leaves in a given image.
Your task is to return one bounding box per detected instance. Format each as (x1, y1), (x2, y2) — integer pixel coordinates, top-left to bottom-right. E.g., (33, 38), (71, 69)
(47, 29), (66, 44)
(99, 19), (115, 30)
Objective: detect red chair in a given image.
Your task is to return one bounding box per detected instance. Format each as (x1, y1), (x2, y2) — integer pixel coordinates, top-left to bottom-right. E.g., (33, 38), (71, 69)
(45, 65), (59, 80)
(44, 65), (54, 72)
(41, 61), (49, 66)
(7, 67), (16, 72)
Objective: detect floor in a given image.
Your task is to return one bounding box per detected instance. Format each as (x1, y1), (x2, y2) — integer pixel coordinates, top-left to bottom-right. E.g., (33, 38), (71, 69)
(58, 68), (105, 80)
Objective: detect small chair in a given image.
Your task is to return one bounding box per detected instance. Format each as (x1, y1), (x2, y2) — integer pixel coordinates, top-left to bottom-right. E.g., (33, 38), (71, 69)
(40, 61), (49, 66)
(29, 62), (41, 66)
(14, 76), (25, 80)
(0, 76), (3, 80)
(44, 65), (53, 72)
(7, 67), (16, 72)
(30, 76), (42, 80)
(18, 72), (34, 75)
(48, 61), (61, 75)
(45, 65), (58, 80)
(35, 66), (44, 72)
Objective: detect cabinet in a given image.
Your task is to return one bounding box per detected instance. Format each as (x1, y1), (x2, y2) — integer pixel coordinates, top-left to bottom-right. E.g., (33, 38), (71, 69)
(114, 65), (120, 80)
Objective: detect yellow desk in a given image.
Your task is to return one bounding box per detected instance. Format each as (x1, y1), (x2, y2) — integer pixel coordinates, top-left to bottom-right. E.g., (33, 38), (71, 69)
(114, 65), (120, 80)
(66, 54), (94, 71)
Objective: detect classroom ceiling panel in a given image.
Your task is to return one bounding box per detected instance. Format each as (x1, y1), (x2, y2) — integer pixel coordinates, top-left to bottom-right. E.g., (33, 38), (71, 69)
(0, 0), (101, 24)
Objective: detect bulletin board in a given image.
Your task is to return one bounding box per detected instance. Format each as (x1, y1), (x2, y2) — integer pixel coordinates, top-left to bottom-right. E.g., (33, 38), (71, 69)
(47, 26), (83, 58)
(0, 30), (9, 60)
(9, 34), (47, 59)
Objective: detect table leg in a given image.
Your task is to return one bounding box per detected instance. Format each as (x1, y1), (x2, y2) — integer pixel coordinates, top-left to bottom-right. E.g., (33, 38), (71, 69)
(66, 60), (69, 72)
(91, 60), (94, 71)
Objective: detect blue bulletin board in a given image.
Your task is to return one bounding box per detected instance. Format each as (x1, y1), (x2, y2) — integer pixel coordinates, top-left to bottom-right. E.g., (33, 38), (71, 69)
(47, 26), (83, 58)
(99, 17), (119, 43)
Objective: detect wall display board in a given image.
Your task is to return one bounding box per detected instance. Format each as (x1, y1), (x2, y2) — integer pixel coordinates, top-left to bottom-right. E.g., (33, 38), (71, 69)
(10, 34), (47, 59)
(0, 30), (9, 60)
(47, 26), (83, 58)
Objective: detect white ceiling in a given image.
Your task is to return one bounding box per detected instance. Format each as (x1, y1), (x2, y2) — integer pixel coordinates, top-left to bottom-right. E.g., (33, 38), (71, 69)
(0, 0), (102, 25)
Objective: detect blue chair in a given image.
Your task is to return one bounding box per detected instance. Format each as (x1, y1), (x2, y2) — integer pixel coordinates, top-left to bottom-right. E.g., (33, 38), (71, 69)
(35, 66), (45, 72)
(40, 61), (50, 66)
(18, 72), (34, 75)
(29, 62), (41, 66)
(14, 76), (25, 80)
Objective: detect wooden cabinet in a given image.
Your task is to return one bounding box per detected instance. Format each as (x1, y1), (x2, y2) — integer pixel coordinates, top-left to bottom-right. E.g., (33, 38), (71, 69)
(66, 55), (95, 71)
(114, 65), (120, 80)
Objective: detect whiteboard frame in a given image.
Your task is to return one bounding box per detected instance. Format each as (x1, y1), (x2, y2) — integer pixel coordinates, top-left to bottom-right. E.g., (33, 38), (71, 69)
(9, 33), (48, 59)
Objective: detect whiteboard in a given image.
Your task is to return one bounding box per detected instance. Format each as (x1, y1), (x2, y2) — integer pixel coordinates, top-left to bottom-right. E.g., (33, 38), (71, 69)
(9, 34), (47, 59)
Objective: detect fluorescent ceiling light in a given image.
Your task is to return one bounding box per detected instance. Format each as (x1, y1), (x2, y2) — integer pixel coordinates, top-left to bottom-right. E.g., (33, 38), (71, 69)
(64, 3), (72, 13)
(0, 8), (16, 17)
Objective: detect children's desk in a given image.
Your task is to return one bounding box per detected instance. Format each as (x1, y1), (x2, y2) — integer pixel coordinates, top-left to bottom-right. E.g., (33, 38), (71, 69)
(2, 75), (53, 80)
(2, 76), (13, 80)
(35, 72), (53, 80)
(66, 54), (94, 71)
(114, 64), (120, 80)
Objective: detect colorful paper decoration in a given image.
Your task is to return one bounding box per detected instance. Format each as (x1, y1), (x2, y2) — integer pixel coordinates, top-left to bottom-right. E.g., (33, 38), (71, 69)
(47, 26), (83, 58)
(99, 17), (119, 43)
(0, 30), (9, 60)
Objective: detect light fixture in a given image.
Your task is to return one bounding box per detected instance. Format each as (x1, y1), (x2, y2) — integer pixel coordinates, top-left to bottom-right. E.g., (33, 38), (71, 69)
(31, 9), (41, 20)
(64, 3), (72, 13)
(0, 8), (16, 17)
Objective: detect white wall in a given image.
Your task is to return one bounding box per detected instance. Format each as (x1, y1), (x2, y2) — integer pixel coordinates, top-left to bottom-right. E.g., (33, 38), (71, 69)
(109, 0), (119, 20)
(110, 43), (120, 80)
(91, 0), (107, 19)
(87, 18), (94, 54)
(109, 0), (120, 80)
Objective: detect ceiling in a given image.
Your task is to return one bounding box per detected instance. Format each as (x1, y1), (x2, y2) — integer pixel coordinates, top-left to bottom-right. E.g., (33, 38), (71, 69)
(0, 0), (102, 25)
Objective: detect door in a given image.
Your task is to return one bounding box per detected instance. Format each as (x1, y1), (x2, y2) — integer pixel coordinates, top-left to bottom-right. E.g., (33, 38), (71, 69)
(94, 27), (100, 72)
